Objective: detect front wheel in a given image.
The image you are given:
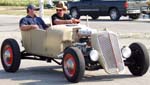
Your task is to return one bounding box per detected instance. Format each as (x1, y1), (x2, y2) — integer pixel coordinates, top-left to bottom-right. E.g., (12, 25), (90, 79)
(1, 39), (21, 72)
(127, 42), (149, 76)
(62, 47), (85, 83)
(109, 8), (121, 21)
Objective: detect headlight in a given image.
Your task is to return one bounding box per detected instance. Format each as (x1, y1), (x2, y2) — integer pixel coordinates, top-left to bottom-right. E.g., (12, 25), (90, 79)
(121, 46), (131, 58)
(89, 49), (99, 61)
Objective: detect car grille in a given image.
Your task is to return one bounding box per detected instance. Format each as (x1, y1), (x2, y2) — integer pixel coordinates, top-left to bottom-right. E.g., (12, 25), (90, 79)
(92, 31), (124, 74)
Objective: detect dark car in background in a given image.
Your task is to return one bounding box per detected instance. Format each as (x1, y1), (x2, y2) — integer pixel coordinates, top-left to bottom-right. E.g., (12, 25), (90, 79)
(67, 0), (147, 20)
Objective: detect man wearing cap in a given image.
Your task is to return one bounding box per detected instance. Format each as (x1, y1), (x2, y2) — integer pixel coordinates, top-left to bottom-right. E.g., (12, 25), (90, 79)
(19, 4), (50, 31)
(51, 1), (80, 25)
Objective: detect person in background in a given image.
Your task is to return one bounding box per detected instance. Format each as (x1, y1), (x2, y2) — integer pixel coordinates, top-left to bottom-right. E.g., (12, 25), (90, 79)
(19, 4), (50, 31)
(51, 1), (80, 25)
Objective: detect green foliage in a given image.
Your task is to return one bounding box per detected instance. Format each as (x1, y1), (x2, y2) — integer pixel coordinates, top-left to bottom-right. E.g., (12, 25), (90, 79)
(0, 0), (68, 6)
(0, 0), (67, 6)
(0, 0), (40, 6)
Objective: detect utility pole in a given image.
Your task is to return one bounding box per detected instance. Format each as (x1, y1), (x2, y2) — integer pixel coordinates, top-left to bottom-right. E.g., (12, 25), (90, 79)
(39, 0), (44, 18)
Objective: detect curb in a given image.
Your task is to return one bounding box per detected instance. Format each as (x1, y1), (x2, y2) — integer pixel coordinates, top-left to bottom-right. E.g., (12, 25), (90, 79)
(118, 32), (150, 39)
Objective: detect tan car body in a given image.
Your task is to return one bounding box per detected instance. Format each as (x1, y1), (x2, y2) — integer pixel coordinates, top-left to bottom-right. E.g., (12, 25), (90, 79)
(21, 24), (124, 74)
(1, 24), (148, 83)
(21, 24), (80, 58)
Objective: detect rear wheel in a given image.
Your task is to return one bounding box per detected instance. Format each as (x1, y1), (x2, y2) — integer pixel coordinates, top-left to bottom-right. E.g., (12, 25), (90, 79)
(70, 8), (80, 19)
(109, 8), (121, 21)
(62, 47), (85, 83)
(127, 42), (149, 76)
(1, 39), (21, 72)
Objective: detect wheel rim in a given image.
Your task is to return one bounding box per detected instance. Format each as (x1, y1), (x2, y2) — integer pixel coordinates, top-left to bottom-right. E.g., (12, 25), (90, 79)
(72, 9), (78, 18)
(110, 10), (117, 20)
(64, 54), (76, 77)
(3, 45), (13, 67)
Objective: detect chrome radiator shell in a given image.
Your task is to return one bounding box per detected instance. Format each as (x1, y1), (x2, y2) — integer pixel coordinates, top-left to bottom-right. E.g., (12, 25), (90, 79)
(91, 31), (124, 74)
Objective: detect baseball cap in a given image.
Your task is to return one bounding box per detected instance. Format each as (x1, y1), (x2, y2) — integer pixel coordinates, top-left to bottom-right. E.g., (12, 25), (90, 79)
(27, 4), (39, 11)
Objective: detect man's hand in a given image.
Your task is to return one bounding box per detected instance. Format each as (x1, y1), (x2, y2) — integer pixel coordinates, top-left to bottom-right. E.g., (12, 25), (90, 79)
(72, 19), (80, 24)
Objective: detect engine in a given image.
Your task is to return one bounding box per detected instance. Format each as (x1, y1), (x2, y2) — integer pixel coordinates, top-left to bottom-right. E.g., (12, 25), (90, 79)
(73, 26), (125, 73)
(73, 26), (101, 70)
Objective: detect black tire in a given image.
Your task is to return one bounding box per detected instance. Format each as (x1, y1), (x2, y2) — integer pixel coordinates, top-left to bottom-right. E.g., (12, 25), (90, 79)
(127, 42), (149, 76)
(129, 14), (140, 19)
(62, 47), (85, 83)
(91, 15), (99, 20)
(70, 8), (80, 19)
(1, 38), (21, 72)
(109, 8), (121, 21)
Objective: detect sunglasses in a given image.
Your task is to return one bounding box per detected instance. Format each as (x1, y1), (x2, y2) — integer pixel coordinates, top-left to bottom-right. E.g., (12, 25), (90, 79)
(56, 9), (63, 12)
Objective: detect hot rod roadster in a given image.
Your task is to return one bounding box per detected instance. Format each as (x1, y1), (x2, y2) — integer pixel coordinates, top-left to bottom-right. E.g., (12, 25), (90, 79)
(1, 24), (149, 83)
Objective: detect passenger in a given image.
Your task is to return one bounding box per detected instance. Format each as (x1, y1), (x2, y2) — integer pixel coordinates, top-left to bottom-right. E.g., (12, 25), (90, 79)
(19, 4), (50, 31)
(51, 1), (80, 25)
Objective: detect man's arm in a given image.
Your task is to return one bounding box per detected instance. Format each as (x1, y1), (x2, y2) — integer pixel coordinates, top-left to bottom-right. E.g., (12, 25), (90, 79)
(53, 18), (80, 25)
(19, 17), (39, 31)
(38, 17), (51, 30)
(53, 19), (73, 25)
(20, 25), (39, 31)
(51, 14), (80, 25)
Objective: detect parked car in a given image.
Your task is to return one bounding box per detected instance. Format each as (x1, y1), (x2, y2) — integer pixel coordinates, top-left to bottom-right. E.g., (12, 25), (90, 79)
(141, 0), (150, 14)
(1, 24), (149, 83)
(67, 0), (147, 20)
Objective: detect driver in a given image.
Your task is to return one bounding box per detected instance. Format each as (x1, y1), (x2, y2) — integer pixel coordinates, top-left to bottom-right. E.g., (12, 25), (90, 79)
(19, 4), (50, 31)
(51, 1), (80, 25)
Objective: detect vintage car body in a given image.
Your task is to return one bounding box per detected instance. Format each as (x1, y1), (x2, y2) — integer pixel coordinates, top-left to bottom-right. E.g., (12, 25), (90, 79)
(21, 25), (74, 57)
(1, 24), (149, 83)
(22, 24), (125, 74)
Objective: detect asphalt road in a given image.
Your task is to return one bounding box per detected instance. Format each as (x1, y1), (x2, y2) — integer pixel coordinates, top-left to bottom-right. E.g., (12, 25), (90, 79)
(0, 15), (150, 85)
(0, 60), (149, 85)
(0, 15), (150, 33)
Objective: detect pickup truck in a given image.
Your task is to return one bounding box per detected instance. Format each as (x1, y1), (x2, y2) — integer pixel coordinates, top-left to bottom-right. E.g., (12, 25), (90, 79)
(67, 0), (147, 20)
